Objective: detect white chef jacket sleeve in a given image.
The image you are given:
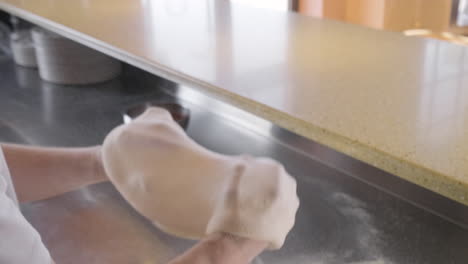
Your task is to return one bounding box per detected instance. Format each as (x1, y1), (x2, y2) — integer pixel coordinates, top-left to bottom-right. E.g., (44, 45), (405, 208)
(0, 146), (53, 264)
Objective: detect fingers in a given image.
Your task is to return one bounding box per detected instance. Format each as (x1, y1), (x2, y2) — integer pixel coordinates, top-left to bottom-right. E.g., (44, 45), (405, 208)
(207, 156), (300, 250)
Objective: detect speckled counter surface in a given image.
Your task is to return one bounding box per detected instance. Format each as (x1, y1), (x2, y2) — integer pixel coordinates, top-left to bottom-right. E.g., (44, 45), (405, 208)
(1, 0), (468, 205)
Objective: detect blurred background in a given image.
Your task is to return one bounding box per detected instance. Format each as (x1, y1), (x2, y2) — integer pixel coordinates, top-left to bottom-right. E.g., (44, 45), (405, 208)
(232, 0), (468, 45)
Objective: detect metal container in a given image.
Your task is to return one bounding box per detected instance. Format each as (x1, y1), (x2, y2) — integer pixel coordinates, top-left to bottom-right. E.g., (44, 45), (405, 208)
(32, 27), (121, 85)
(10, 29), (37, 67)
(0, 21), (12, 55)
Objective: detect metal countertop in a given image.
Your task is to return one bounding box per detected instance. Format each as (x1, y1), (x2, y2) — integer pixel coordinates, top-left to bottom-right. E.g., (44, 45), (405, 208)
(1, 57), (468, 263)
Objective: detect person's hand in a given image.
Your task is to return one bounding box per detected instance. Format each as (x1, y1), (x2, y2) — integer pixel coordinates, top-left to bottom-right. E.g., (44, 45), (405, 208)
(207, 155), (299, 249)
(169, 233), (267, 264)
(91, 145), (107, 180)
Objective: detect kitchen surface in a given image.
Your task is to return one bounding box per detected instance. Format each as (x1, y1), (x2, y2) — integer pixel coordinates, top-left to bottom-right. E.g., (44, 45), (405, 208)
(1, 0), (468, 263)
(1, 52), (468, 264)
(1, 0), (468, 206)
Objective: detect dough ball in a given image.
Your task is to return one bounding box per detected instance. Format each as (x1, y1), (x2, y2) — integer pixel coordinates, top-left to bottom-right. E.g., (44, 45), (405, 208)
(102, 107), (299, 249)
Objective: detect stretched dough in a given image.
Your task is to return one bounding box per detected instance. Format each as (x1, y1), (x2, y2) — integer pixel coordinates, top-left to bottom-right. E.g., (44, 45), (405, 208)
(102, 107), (299, 249)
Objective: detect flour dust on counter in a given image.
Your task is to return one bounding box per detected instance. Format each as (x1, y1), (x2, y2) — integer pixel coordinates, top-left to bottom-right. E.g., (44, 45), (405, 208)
(266, 176), (390, 264)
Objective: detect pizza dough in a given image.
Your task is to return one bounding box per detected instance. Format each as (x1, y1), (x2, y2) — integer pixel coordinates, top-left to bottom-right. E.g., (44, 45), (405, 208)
(102, 107), (299, 249)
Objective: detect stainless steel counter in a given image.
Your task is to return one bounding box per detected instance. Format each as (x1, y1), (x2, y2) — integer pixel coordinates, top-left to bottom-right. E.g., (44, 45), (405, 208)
(1, 56), (468, 263)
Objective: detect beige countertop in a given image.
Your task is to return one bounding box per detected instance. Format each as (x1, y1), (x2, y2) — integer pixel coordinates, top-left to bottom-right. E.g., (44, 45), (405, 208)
(1, 0), (468, 206)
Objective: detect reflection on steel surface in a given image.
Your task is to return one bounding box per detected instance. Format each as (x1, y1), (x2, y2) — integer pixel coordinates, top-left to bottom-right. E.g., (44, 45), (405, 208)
(0, 60), (467, 263)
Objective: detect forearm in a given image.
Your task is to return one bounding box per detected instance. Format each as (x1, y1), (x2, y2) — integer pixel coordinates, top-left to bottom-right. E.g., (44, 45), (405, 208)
(169, 233), (267, 264)
(1, 143), (107, 203)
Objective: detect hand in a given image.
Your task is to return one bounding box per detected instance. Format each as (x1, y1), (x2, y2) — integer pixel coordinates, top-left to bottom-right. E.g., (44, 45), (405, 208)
(207, 156), (300, 249)
(91, 145), (107, 182)
(169, 233), (267, 264)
